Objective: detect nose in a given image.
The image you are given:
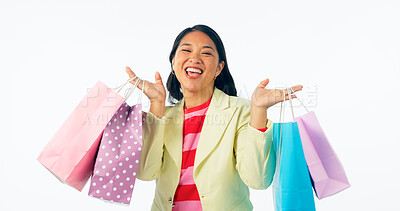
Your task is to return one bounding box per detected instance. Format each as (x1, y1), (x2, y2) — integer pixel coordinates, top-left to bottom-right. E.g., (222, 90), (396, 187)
(189, 58), (200, 64)
(188, 52), (201, 64)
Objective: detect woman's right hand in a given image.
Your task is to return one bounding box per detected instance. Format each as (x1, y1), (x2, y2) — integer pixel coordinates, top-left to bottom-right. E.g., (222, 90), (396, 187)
(125, 66), (166, 118)
(125, 66), (166, 103)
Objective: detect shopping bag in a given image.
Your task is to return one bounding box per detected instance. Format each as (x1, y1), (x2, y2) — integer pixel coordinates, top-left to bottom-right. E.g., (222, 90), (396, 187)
(37, 80), (133, 191)
(272, 87), (316, 211)
(292, 93), (350, 199)
(88, 79), (144, 205)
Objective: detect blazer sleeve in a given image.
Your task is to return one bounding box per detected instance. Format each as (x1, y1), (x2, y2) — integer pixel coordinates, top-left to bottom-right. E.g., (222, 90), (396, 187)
(137, 111), (165, 181)
(234, 105), (276, 190)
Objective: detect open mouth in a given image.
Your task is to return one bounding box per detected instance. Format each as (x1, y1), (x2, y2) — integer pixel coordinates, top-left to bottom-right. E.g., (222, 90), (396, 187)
(185, 67), (203, 79)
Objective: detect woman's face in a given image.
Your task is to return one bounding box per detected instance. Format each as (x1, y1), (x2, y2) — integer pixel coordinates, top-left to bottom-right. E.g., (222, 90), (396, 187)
(172, 31), (224, 96)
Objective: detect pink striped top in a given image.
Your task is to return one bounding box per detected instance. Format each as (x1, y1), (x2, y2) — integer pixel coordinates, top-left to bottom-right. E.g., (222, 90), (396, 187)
(172, 97), (211, 210)
(172, 97), (268, 210)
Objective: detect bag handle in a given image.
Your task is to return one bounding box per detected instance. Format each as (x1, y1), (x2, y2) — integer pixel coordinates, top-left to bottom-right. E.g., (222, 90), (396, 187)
(287, 87), (295, 120)
(290, 87), (309, 112)
(275, 87), (303, 184)
(279, 87), (311, 123)
(125, 78), (145, 104)
(112, 76), (145, 102)
(279, 86), (296, 123)
(113, 76), (137, 94)
(276, 88), (290, 178)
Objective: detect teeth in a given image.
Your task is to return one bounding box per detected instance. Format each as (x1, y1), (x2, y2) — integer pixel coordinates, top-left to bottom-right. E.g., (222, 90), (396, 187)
(186, 68), (202, 74)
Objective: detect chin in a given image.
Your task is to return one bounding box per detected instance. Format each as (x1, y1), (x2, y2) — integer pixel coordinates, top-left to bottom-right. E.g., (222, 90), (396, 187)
(181, 83), (202, 93)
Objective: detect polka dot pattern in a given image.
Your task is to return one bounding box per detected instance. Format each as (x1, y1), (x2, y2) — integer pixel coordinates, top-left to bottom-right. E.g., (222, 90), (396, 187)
(88, 102), (143, 205)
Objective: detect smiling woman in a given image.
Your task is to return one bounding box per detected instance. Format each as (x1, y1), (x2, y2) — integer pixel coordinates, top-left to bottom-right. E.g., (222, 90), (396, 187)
(166, 25), (237, 107)
(169, 30), (226, 107)
(124, 24), (303, 211)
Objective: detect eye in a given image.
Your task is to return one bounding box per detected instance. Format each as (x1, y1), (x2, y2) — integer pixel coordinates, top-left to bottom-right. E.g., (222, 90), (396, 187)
(182, 49), (191, 52)
(203, 52), (212, 55)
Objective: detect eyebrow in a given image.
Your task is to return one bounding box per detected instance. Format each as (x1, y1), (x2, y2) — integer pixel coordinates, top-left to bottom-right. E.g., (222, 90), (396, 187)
(180, 43), (216, 52)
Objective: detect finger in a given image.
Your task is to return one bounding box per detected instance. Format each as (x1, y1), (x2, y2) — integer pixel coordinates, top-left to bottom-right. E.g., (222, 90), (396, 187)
(282, 86), (302, 95)
(272, 89), (286, 103)
(290, 85), (303, 93)
(258, 78), (269, 89)
(155, 71), (164, 86)
(276, 88), (298, 102)
(129, 75), (146, 92)
(288, 85), (303, 99)
(279, 89), (292, 96)
(125, 66), (136, 78)
(282, 94), (297, 101)
(282, 89), (290, 101)
(125, 66), (141, 86)
(134, 78), (145, 90)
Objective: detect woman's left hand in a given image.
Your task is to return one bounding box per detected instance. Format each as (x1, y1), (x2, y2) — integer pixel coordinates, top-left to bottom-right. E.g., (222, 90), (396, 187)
(251, 78), (303, 110)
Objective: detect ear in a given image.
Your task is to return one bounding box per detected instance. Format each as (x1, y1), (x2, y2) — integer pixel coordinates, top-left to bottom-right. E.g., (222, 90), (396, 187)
(216, 61), (225, 77)
(172, 57), (175, 67)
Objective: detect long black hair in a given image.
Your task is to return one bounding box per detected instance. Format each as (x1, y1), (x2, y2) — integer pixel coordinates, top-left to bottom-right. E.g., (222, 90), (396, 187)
(166, 24), (237, 104)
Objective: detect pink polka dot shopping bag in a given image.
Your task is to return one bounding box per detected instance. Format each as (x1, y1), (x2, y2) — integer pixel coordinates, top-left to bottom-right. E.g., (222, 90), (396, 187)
(88, 80), (144, 205)
(37, 79), (136, 191)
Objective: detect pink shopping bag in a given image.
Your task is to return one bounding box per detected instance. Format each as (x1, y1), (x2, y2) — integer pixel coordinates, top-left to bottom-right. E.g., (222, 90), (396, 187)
(294, 111), (350, 199)
(37, 80), (129, 191)
(88, 80), (143, 205)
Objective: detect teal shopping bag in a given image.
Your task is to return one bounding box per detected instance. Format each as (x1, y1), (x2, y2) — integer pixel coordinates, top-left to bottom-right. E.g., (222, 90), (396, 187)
(272, 87), (316, 211)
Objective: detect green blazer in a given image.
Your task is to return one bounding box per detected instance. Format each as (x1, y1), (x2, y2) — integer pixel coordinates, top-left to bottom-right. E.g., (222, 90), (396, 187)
(137, 87), (275, 211)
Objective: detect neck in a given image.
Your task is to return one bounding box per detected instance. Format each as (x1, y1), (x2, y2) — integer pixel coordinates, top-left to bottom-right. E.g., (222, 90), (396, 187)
(182, 86), (214, 109)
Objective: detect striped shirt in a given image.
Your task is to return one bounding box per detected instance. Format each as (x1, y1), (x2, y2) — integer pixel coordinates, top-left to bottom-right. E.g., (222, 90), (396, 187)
(172, 97), (211, 210)
(172, 97), (268, 210)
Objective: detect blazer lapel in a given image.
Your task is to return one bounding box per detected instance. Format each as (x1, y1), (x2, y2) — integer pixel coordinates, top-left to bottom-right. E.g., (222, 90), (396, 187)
(164, 100), (184, 170)
(194, 88), (237, 171)
(163, 88), (237, 171)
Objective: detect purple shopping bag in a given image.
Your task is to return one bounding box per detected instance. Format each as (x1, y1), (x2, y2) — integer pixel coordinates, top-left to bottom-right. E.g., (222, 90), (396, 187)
(294, 111), (350, 199)
(37, 81), (126, 191)
(88, 82), (143, 205)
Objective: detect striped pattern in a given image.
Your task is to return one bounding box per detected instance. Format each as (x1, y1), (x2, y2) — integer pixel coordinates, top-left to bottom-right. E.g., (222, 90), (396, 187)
(172, 98), (211, 210)
(172, 97), (268, 210)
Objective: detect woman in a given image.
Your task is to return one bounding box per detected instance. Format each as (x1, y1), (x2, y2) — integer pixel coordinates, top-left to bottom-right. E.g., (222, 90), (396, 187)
(125, 24), (302, 211)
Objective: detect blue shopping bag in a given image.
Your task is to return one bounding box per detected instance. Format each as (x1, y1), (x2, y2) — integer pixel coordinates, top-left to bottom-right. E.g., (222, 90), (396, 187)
(272, 87), (316, 211)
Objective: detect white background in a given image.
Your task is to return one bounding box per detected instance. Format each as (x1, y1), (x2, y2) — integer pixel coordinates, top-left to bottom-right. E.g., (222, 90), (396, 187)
(2, 0), (400, 210)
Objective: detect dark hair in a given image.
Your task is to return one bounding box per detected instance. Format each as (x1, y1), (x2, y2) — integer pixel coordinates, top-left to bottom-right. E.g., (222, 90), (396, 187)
(166, 24), (237, 104)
